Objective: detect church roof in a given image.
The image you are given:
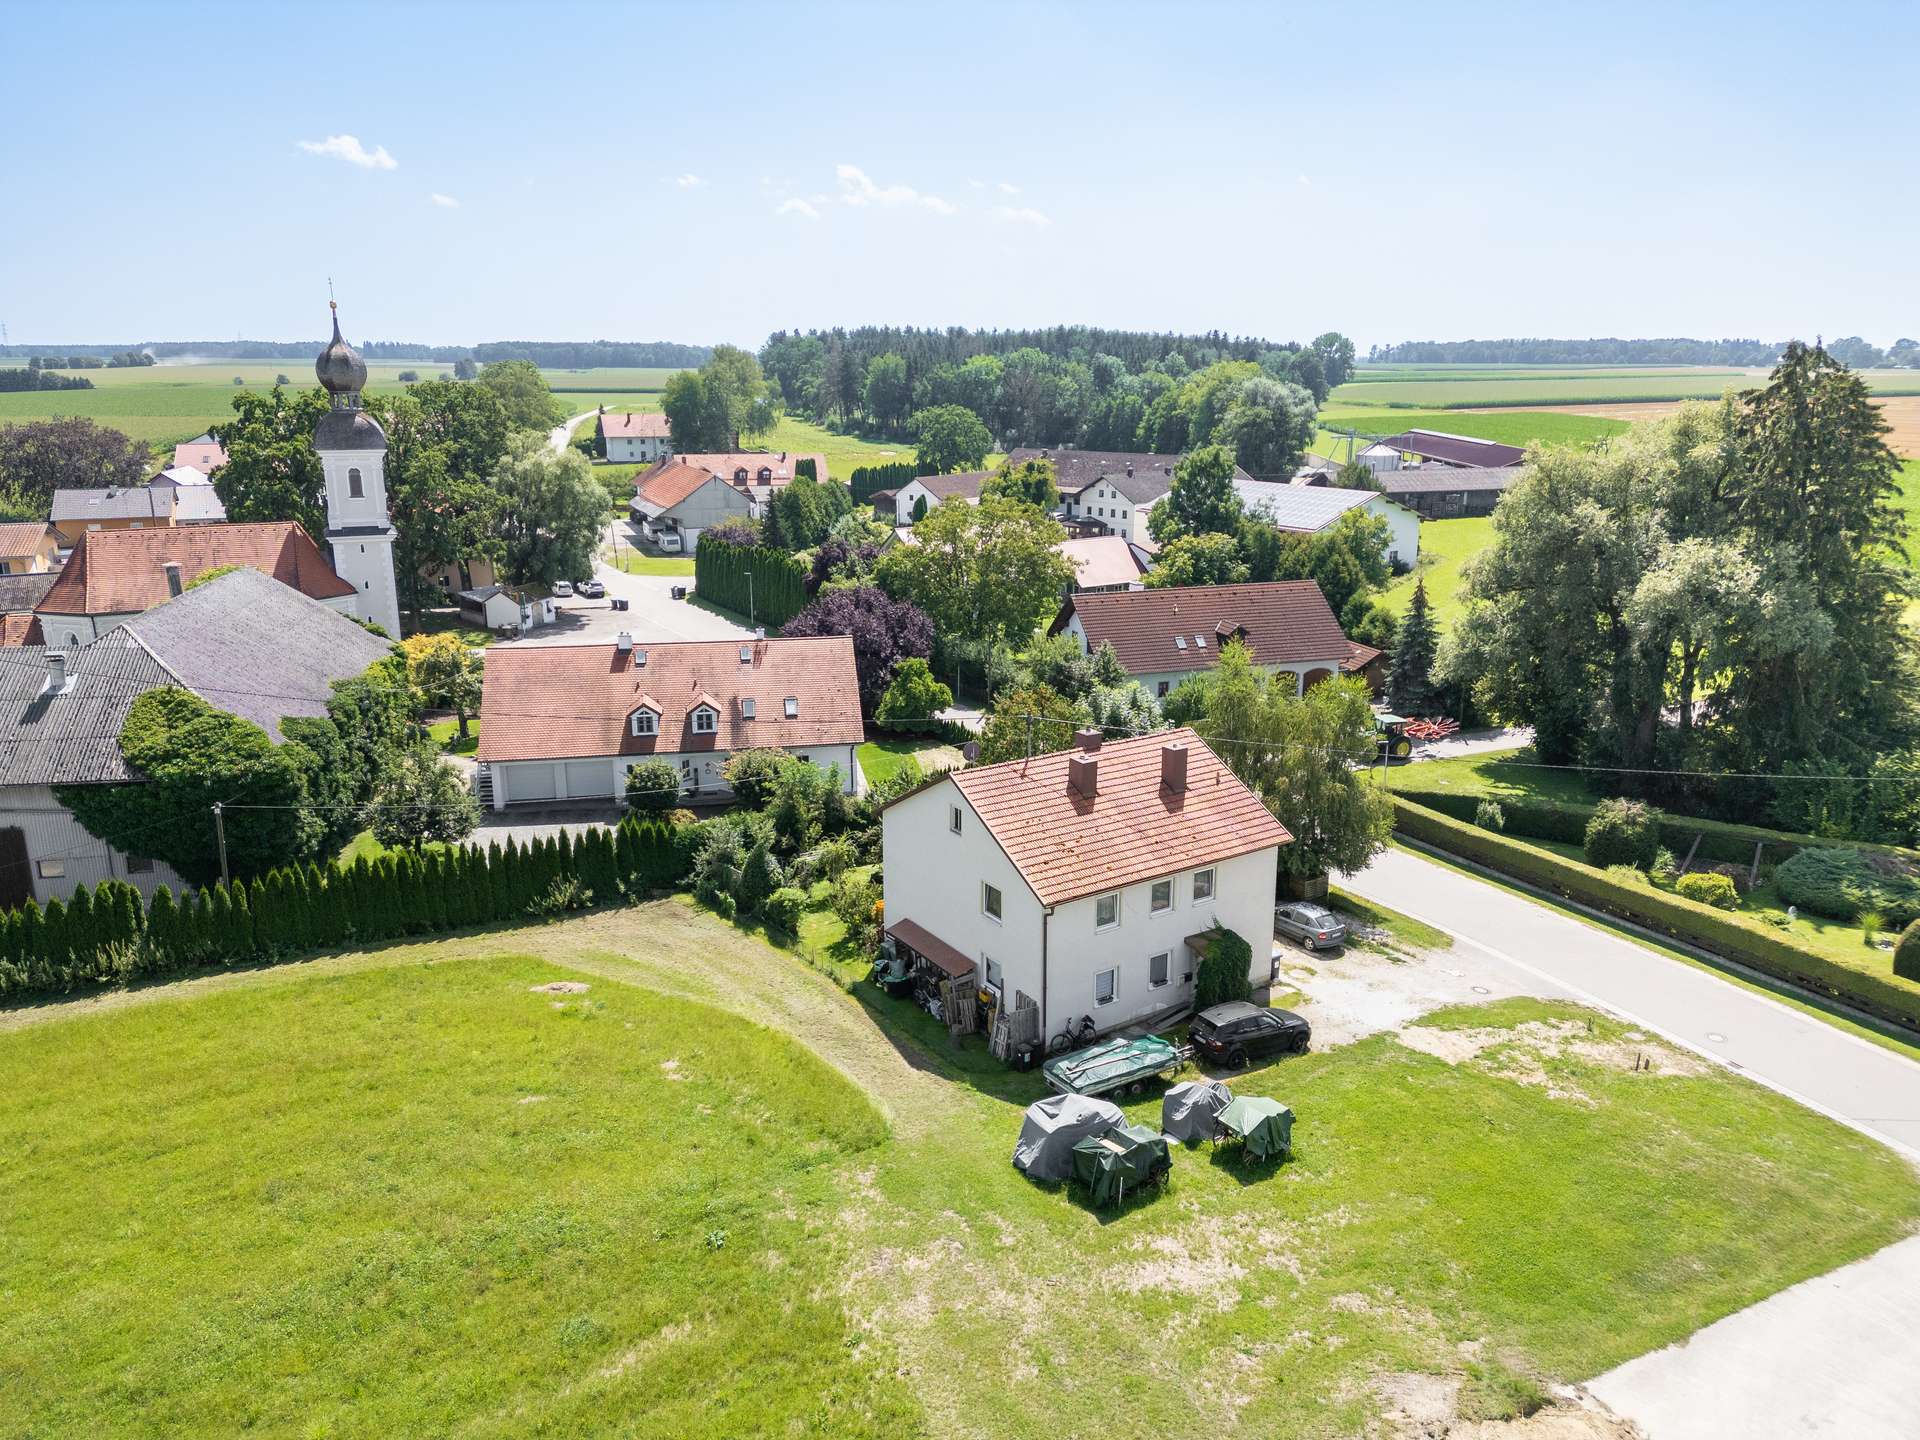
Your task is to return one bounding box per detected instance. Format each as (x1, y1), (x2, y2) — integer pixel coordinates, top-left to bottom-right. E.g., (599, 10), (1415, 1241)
(315, 303), (368, 398)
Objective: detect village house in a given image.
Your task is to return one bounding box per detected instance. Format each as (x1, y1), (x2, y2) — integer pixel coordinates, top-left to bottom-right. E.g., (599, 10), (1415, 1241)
(1051, 580), (1360, 700)
(870, 470), (992, 524)
(1231, 480), (1420, 567)
(34, 522), (357, 647)
(49, 483), (227, 547)
(476, 633), (864, 808)
(0, 567), (391, 910)
(629, 450), (831, 549)
(598, 410), (673, 464)
(880, 728), (1289, 1048)
(422, 554), (500, 597)
(169, 434), (229, 474)
(1007, 447), (1258, 547)
(0, 522), (60, 575)
(1055, 533), (1152, 594)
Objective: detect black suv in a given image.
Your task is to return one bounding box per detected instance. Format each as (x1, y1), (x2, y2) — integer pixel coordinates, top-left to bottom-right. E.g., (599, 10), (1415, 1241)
(1189, 1002), (1311, 1069)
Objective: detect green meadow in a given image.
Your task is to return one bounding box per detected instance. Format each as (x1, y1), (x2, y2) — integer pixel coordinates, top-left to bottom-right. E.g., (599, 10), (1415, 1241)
(1332, 364), (1920, 410)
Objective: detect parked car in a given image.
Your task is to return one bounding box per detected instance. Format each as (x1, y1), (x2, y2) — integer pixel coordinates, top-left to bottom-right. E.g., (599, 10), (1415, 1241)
(1189, 1002), (1310, 1069)
(579, 579), (605, 599)
(551, 580), (574, 598)
(1274, 901), (1347, 952)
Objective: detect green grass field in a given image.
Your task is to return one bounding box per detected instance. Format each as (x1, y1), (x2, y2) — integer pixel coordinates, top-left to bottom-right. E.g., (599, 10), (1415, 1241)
(4, 905), (1915, 1438)
(1316, 407), (1632, 453)
(855, 736), (961, 786)
(1334, 364), (1920, 410)
(1382, 516), (1491, 621)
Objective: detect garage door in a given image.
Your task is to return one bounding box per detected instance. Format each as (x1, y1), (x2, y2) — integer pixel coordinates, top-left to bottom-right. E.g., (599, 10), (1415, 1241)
(564, 760), (607, 799)
(509, 763), (557, 802)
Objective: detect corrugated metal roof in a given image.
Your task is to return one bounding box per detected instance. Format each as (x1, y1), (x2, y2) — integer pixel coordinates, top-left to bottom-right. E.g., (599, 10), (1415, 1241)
(1375, 465), (1521, 495)
(1231, 481), (1382, 531)
(0, 632), (172, 786)
(1375, 430), (1527, 468)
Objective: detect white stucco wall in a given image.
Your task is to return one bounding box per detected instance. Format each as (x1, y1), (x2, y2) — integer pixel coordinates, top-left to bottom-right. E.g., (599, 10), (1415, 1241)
(0, 785), (190, 907)
(606, 434), (671, 464)
(490, 742), (861, 809)
(1363, 494), (1420, 568)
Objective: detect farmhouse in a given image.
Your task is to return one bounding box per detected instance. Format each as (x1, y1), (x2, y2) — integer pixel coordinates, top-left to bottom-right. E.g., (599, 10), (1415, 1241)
(34, 522), (357, 647)
(0, 522), (59, 575)
(599, 410), (672, 464)
(1007, 447), (1256, 547)
(476, 633), (864, 808)
(629, 460), (755, 551)
(674, 450), (829, 489)
(880, 728), (1289, 1047)
(168, 434), (229, 474)
(871, 470), (992, 524)
(1231, 480), (1420, 567)
(1051, 580), (1355, 699)
(1055, 534), (1151, 593)
(1373, 428), (1527, 470)
(0, 567), (391, 910)
(1374, 464), (1520, 519)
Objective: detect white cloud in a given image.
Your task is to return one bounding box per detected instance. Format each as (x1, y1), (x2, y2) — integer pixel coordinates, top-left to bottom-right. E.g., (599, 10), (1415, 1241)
(777, 197), (822, 220)
(997, 180), (1020, 195)
(672, 173), (706, 189)
(835, 163), (956, 215)
(430, 192), (459, 208)
(993, 205), (1052, 228)
(297, 134), (397, 170)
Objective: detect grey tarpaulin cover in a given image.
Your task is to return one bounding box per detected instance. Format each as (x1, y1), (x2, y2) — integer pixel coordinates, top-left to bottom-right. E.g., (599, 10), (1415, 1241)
(1160, 1079), (1234, 1142)
(1013, 1093), (1125, 1181)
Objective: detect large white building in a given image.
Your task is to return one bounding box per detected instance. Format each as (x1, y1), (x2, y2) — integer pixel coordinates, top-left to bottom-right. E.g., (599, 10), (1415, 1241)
(476, 634), (865, 807)
(880, 728), (1289, 1047)
(600, 410), (672, 464)
(313, 304), (403, 640)
(1222, 480), (1420, 568)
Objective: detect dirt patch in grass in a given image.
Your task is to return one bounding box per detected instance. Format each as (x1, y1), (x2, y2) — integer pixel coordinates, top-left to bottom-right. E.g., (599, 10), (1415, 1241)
(531, 980), (591, 993)
(1285, 948), (1531, 1049)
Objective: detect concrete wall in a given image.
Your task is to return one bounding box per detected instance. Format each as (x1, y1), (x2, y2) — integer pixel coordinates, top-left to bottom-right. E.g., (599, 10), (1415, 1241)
(490, 741), (861, 809)
(0, 784), (190, 908)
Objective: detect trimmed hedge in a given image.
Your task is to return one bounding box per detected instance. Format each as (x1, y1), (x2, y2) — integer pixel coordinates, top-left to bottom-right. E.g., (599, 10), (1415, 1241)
(0, 817), (691, 1007)
(1897, 921), (1920, 983)
(1391, 796), (1920, 1032)
(693, 536), (808, 627)
(1393, 784), (1920, 871)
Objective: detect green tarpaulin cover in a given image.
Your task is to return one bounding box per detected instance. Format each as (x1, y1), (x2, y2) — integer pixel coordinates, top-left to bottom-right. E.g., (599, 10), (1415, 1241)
(1218, 1096), (1294, 1162)
(1069, 1122), (1171, 1206)
(1043, 1034), (1181, 1096)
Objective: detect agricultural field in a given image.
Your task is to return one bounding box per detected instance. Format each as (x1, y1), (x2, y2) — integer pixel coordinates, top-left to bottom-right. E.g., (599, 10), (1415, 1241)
(1315, 406), (1630, 455)
(4, 902), (1917, 1438)
(1333, 364), (1920, 411)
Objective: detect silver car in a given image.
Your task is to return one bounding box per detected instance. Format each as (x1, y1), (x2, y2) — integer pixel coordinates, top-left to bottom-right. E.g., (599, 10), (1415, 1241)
(1274, 901), (1347, 951)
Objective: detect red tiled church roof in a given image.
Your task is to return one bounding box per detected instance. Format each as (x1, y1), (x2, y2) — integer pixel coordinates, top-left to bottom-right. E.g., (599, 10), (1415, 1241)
(37, 522), (354, 616)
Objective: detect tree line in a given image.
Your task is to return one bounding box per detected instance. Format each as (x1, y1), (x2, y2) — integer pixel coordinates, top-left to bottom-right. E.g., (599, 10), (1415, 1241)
(0, 368), (94, 392)
(1367, 336), (1919, 368)
(0, 340), (712, 366)
(0, 818), (692, 1006)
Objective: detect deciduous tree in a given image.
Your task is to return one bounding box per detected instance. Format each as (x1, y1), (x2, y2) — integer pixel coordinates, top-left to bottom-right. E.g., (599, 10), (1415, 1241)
(1148, 444), (1243, 544)
(491, 432), (605, 585)
(876, 495), (1074, 648)
(910, 403), (993, 475)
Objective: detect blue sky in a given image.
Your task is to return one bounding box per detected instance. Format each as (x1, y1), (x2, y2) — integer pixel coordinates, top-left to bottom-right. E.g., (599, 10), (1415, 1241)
(4, 0), (1915, 350)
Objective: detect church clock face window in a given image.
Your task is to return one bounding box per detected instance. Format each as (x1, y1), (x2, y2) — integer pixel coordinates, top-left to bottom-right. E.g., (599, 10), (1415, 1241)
(348, 467), (364, 498)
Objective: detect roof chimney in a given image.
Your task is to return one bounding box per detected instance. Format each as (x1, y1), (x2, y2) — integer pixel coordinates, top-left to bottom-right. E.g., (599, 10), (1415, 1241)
(754, 626), (765, 642)
(616, 631), (634, 652)
(45, 652), (68, 692)
(1068, 751), (1098, 799)
(1073, 727), (1102, 754)
(163, 561), (183, 597)
(1160, 739), (1189, 792)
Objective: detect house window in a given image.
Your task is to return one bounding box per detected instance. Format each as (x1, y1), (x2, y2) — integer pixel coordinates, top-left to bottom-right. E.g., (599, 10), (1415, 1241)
(691, 707), (716, 734)
(37, 858), (64, 879)
(984, 956), (1003, 991)
(1150, 879), (1173, 913)
(784, 696), (798, 718)
(1192, 867), (1215, 902)
(348, 467), (364, 498)
(1149, 951), (1170, 987)
(739, 646), (753, 664)
(1157, 681), (1170, 698)
(631, 709), (657, 737)
(741, 698), (757, 719)
(949, 804), (963, 835)
(125, 854), (154, 874)
(1095, 892), (1119, 930)
(1094, 967), (1117, 1006)
(982, 882), (1002, 922)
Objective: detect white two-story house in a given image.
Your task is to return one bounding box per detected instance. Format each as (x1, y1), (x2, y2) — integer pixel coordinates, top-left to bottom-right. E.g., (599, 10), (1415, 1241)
(880, 727), (1288, 1049)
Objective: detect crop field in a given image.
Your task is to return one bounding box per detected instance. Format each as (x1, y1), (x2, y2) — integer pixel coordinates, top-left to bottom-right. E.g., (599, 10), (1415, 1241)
(1334, 364), (1920, 411)
(1315, 406), (1630, 455)
(4, 903), (1918, 1438)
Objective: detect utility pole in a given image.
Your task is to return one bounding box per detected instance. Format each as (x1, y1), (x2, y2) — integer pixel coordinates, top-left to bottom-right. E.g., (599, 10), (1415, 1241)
(745, 569), (755, 627)
(212, 803), (230, 885)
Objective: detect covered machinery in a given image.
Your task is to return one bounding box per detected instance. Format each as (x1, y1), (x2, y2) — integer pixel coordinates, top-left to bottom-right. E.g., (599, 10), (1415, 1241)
(1069, 1122), (1172, 1207)
(1013, 1094), (1125, 1182)
(1042, 1034), (1188, 1097)
(1218, 1095), (1295, 1163)
(1160, 1079), (1234, 1143)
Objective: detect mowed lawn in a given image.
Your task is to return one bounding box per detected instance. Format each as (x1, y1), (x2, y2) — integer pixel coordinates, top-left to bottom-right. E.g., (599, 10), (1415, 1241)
(1382, 515), (1491, 621)
(0, 952), (909, 1438)
(4, 903), (1919, 1437)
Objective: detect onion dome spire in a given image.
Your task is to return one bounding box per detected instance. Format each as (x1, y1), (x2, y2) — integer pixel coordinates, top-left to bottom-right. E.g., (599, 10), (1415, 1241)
(315, 300), (368, 409)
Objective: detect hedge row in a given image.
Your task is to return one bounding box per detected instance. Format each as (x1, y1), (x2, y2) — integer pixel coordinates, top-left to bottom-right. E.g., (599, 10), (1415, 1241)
(0, 818), (692, 1006)
(1391, 796), (1920, 1032)
(693, 536), (809, 628)
(1393, 785), (1920, 870)
(848, 461), (918, 503)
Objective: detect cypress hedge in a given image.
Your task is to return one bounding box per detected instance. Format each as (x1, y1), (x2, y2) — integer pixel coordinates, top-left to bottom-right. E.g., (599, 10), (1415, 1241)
(1391, 795), (1920, 1031)
(848, 461), (917, 503)
(0, 817), (691, 1006)
(693, 535), (809, 627)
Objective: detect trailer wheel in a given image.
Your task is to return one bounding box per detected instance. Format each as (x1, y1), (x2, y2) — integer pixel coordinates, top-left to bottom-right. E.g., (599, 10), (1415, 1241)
(1127, 1080), (1145, 1096)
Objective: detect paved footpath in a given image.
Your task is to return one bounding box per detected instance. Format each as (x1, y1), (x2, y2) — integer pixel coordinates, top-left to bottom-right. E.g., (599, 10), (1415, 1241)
(1341, 846), (1920, 1439)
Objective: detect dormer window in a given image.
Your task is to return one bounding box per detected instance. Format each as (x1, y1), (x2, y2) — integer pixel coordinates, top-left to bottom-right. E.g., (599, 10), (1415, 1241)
(348, 467), (364, 498)
(757, 467), (772, 481)
(691, 706), (717, 734)
(629, 707), (658, 737)
(733, 468), (748, 482)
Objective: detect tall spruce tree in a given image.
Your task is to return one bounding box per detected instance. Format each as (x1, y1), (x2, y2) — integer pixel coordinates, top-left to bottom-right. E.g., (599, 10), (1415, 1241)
(1386, 578), (1442, 716)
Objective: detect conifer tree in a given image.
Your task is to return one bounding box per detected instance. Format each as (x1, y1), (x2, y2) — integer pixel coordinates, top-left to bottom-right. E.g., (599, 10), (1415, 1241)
(249, 876), (273, 953)
(17, 900), (48, 988)
(1386, 577), (1442, 717)
(147, 886), (180, 970)
(206, 885), (235, 959)
(736, 841), (782, 914)
(65, 886), (95, 971)
(229, 881), (256, 957)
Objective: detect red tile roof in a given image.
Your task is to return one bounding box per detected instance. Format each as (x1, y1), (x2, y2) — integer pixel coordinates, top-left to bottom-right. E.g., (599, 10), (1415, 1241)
(1053, 581), (1350, 677)
(675, 451), (831, 486)
(0, 613), (43, 646)
(0, 522), (51, 557)
(1057, 535), (1147, 590)
(170, 437), (229, 473)
(476, 635), (863, 763)
(634, 461), (726, 512)
(1342, 641), (1382, 672)
(36, 522), (354, 616)
(600, 411), (671, 439)
(940, 728), (1290, 906)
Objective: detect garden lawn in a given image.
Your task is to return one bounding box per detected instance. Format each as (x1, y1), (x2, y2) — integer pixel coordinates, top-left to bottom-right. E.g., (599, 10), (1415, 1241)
(1381, 515), (1492, 621)
(0, 953), (907, 1439)
(426, 715), (479, 753)
(760, 415), (919, 482)
(6, 903), (1919, 1438)
(856, 736), (962, 787)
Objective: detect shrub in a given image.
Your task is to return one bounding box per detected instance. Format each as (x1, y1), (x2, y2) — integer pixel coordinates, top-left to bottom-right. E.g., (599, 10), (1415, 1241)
(1861, 909), (1886, 946)
(1774, 847), (1920, 927)
(1897, 920), (1920, 982)
(764, 886), (807, 935)
(736, 841), (783, 914)
(527, 875), (591, 917)
(1474, 799), (1505, 832)
(624, 759), (680, 812)
(829, 871), (880, 950)
(1194, 925), (1254, 1010)
(723, 749), (795, 810)
(706, 890), (738, 921)
(875, 658), (953, 732)
(1584, 798), (1662, 869)
(1604, 864), (1645, 888)
(1676, 872), (1739, 910)
(1650, 847), (1678, 888)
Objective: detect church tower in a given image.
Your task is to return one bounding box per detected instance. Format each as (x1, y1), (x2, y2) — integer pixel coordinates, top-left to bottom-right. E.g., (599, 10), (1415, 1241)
(313, 302), (402, 639)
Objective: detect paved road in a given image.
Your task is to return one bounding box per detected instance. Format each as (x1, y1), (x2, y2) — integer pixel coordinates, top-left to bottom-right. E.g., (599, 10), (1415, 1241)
(1340, 846), (1920, 1440)
(547, 409), (599, 453)
(1341, 846), (1920, 1158)
(496, 519), (750, 649)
